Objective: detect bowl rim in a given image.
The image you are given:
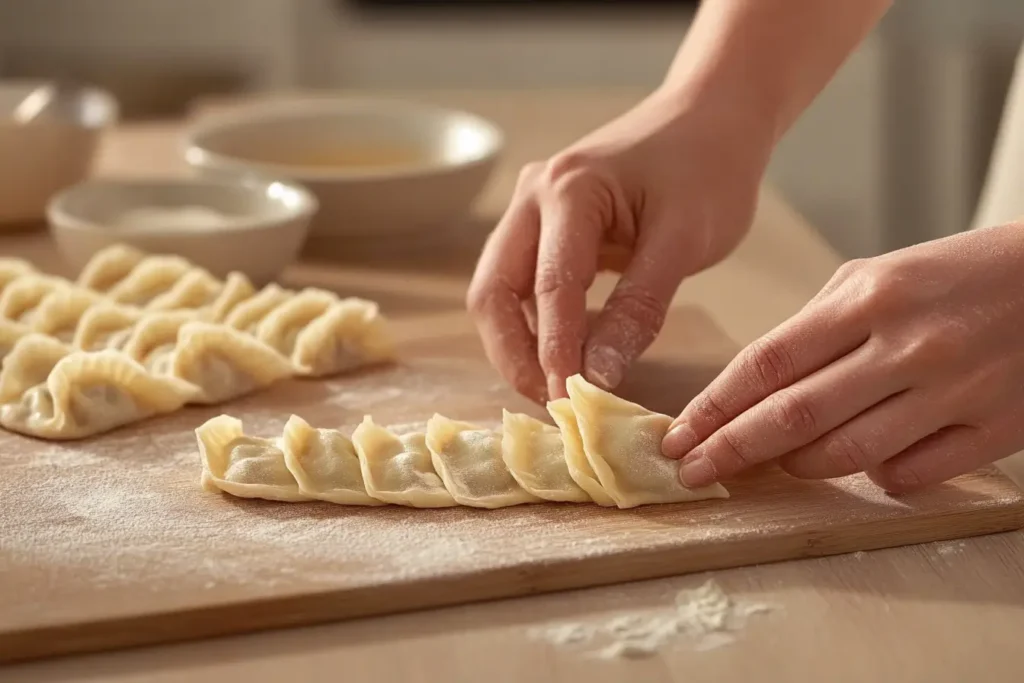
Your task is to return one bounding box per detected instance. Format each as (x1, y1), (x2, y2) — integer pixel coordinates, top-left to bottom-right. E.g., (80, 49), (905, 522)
(46, 176), (319, 239)
(180, 96), (506, 182)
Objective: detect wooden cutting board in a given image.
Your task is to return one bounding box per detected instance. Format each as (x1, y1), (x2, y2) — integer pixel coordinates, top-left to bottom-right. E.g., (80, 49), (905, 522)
(2, 305), (1023, 664)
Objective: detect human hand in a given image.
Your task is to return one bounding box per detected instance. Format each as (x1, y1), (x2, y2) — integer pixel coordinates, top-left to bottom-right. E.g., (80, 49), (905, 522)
(467, 89), (773, 402)
(664, 223), (1024, 492)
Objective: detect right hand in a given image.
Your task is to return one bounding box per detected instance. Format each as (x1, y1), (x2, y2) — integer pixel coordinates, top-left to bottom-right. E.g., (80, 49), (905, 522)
(467, 87), (775, 402)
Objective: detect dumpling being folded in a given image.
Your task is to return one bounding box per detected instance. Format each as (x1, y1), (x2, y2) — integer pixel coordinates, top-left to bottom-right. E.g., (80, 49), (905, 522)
(547, 398), (615, 507)
(145, 268), (221, 312)
(255, 288), (338, 358)
(107, 256), (191, 307)
(0, 334), (73, 404)
(169, 322), (294, 404)
(223, 284), (293, 333)
(0, 319), (29, 364)
(352, 416), (456, 508)
(501, 410), (591, 503)
(72, 304), (144, 351)
(0, 350), (198, 440)
(425, 414), (539, 509)
(290, 298), (396, 377)
(565, 374), (729, 509)
(196, 415), (308, 502)
(0, 259), (35, 295)
(76, 244), (146, 292)
(121, 311), (198, 374)
(203, 272), (255, 322)
(30, 288), (105, 342)
(0, 275), (70, 324)
(280, 415), (384, 505)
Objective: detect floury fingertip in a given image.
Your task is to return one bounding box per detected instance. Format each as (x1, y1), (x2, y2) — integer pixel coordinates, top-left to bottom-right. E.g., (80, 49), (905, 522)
(583, 345), (625, 390)
(662, 422), (699, 458)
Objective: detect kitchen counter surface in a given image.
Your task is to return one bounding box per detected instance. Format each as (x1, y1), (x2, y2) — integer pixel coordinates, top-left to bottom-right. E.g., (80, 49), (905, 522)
(4, 90), (1023, 683)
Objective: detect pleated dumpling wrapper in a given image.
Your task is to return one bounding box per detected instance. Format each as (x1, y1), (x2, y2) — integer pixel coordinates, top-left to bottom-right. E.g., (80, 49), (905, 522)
(29, 288), (105, 342)
(0, 334), (73, 404)
(144, 268), (221, 312)
(0, 274), (69, 324)
(197, 415), (308, 502)
(501, 410), (591, 503)
(0, 350), (198, 440)
(565, 374), (729, 508)
(0, 258), (35, 295)
(255, 288), (338, 360)
(107, 255), (192, 307)
(121, 311), (199, 374)
(280, 415), (384, 505)
(223, 284), (294, 334)
(352, 416), (456, 508)
(291, 298), (395, 378)
(204, 272), (255, 322)
(0, 319), (29, 364)
(425, 414), (539, 509)
(169, 322), (295, 404)
(547, 398), (616, 507)
(76, 244), (147, 292)
(72, 304), (144, 352)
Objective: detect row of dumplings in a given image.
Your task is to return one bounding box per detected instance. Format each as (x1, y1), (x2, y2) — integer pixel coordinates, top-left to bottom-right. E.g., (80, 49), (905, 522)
(0, 246), (395, 440)
(198, 374), (730, 510)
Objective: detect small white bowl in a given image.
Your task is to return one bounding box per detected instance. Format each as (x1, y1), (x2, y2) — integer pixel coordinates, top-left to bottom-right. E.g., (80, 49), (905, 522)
(182, 97), (503, 239)
(47, 177), (318, 283)
(0, 80), (119, 228)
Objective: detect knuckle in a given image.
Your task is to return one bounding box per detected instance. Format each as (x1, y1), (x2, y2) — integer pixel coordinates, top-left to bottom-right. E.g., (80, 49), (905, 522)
(543, 152), (590, 185)
(534, 267), (580, 298)
(691, 390), (731, 429)
(743, 335), (796, 392)
(768, 389), (818, 438)
(710, 429), (756, 475)
(852, 264), (908, 312)
(892, 326), (966, 370)
(831, 258), (867, 284)
(516, 161), (545, 188)
(825, 432), (872, 474)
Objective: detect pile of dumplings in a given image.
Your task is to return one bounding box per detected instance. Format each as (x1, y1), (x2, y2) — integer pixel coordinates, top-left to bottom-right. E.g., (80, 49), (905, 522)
(0, 245), (394, 440)
(197, 374), (730, 510)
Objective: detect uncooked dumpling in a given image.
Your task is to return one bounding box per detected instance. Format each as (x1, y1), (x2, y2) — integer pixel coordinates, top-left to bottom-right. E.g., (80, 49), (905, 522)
(291, 298), (395, 377)
(107, 255), (191, 306)
(223, 284), (293, 333)
(30, 288), (105, 342)
(196, 415), (308, 502)
(0, 259), (35, 295)
(0, 275), (69, 324)
(0, 319), (29, 364)
(169, 322), (294, 404)
(280, 415), (383, 505)
(565, 374), (729, 508)
(76, 244), (146, 292)
(72, 304), (144, 351)
(501, 410), (591, 503)
(121, 311), (198, 374)
(204, 272), (255, 322)
(145, 268), (221, 312)
(425, 414), (539, 509)
(352, 416), (456, 508)
(0, 334), (72, 404)
(547, 398), (615, 507)
(0, 350), (198, 440)
(255, 288), (338, 358)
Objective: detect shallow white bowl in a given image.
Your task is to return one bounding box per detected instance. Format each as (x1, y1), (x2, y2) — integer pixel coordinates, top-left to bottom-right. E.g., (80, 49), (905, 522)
(0, 80), (118, 228)
(182, 97), (503, 239)
(48, 177), (318, 283)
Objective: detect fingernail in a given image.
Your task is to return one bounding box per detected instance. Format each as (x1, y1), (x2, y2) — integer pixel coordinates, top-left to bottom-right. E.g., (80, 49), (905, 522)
(547, 373), (567, 400)
(584, 345), (625, 390)
(680, 456), (714, 488)
(662, 422), (699, 459)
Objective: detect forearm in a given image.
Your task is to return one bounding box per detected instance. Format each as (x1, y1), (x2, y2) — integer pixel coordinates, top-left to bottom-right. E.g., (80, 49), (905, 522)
(663, 0), (892, 144)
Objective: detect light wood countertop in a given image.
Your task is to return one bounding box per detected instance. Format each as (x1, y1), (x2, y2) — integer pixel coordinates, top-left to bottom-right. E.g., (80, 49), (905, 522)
(4, 91), (1023, 682)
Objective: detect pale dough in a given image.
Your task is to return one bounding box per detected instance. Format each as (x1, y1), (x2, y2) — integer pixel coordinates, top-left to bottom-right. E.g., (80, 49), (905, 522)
(281, 415), (383, 505)
(502, 410), (591, 503)
(547, 398), (616, 506)
(352, 416), (456, 508)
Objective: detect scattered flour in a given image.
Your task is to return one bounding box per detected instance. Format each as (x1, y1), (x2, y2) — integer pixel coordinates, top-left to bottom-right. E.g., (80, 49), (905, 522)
(935, 540), (967, 556)
(530, 579), (778, 661)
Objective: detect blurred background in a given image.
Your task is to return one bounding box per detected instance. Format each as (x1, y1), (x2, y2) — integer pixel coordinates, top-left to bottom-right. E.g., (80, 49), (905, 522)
(1, 0), (1023, 259)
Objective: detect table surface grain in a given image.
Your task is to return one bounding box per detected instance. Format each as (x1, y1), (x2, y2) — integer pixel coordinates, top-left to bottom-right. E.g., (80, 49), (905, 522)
(4, 89), (1024, 683)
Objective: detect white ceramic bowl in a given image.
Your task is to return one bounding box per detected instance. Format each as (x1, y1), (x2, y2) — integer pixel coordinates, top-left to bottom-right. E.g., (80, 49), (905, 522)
(47, 177), (318, 284)
(182, 98), (503, 239)
(0, 80), (119, 228)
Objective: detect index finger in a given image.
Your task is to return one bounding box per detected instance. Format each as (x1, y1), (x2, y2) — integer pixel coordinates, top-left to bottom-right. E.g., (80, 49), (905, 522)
(467, 195), (547, 403)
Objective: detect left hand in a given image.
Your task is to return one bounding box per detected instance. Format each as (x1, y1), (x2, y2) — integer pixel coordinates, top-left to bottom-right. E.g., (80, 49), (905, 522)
(663, 222), (1024, 492)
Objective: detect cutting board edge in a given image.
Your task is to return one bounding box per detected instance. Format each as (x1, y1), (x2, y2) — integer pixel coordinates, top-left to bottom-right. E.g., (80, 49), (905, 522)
(4, 497), (1023, 665)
